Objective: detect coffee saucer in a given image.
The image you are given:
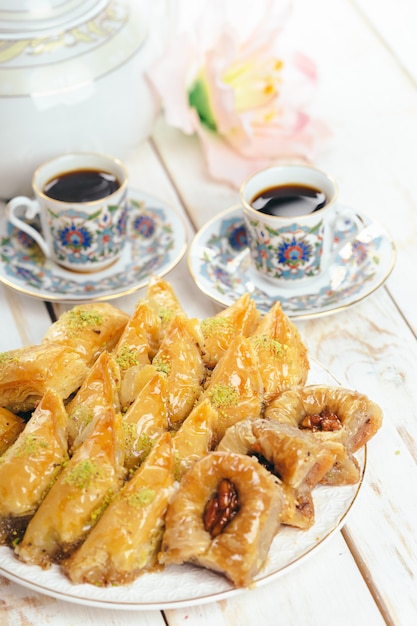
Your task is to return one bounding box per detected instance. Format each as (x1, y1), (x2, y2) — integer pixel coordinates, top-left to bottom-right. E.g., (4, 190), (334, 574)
(0, 189), (187, 303)
(188, 205), (396, 319)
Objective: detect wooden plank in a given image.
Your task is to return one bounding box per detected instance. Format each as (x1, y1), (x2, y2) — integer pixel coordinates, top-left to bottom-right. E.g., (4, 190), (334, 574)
(299, 287), (417, 624)
(352, 0), (417, 83)
(150, 0), (417, 621)
(151, 0), (417, 336)
(0, 285), (52, 350)
(2, 0), (416, 621)
(0, 574), (166, 626)
(164, 534), (386, 626)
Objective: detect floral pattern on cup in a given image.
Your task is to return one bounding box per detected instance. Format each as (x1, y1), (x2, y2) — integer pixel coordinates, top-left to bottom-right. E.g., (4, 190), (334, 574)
(189, 206), (396, 319)
(0, 191), (187, 302)
(6, 152), (130, 272)
(246, 218), (325, 281)
(47, 201), (128, 268)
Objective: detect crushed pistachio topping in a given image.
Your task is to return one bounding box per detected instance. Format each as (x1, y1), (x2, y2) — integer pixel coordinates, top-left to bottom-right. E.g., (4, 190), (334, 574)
(116, 345), (140, 370)
(14, 435), (48, 458)
(135, 526), (164, 568)
(208, 383), (239, 409)
(153, 354), (171, 375)
(200, 317), (233, 338)
(123, 422), (137, 449)
(158, 307), (175, 324)
(126, 488), (156, 509)
(90, 490), (115, 522)
(68, 405), (93, 427)
(66, 308), (104, 331)
(251, 335), (286, 358)
(63, 459), (104, 490)
(123, 425), (154, 459)
(135, 433), (154, 457)
(0, 352), (14, 365)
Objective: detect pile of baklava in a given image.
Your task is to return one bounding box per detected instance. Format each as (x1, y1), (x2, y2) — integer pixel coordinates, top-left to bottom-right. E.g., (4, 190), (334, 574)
(0, 277), (382, 588)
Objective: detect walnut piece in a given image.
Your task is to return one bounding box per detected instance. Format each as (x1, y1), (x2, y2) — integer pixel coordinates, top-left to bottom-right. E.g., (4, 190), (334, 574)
(203, 478), (239, 537)
(300, 408), (342, 432)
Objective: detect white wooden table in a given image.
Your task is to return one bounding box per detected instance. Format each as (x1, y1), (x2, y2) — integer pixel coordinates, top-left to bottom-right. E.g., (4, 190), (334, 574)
(1, 0), (417, 624)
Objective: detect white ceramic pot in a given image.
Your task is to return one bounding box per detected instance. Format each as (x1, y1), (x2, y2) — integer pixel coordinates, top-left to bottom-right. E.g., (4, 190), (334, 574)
(0, 0), (160, 199)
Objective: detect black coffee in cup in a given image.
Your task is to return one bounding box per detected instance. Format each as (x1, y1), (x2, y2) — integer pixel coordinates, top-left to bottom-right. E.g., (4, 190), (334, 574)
(251, 183), (327, 218)
(43, 168), (120, 203)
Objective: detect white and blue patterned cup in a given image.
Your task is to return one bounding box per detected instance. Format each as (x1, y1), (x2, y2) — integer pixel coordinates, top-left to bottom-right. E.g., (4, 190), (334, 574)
(240, 164), (360, 286)
(6, 152), (129, 272)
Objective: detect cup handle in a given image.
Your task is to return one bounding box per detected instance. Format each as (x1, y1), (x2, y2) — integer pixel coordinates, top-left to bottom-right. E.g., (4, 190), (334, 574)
(6, 196), (51, 257)
(328, 206), (363, 259)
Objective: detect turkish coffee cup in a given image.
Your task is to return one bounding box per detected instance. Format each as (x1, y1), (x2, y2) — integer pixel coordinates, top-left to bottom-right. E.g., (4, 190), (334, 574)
(6, 152), (129, 272)
(240, 164), (361, 285)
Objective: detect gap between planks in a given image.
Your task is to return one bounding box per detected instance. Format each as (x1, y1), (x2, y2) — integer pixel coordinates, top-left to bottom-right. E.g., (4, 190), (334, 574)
(342, 526), (396, 626)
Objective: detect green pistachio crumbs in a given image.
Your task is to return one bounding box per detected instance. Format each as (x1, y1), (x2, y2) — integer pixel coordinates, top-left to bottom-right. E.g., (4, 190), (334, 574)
(158, 307), (175, 324)
(126, 488), (156, 509)
(63, 459), (104, 490)
(14, 435), (48, 458)
(116, 345), (140, 370)
(0, 352), (19, 365)
(68, 405), (94, 427)
(208, 383), (239, 409)
(123, 425), (154, 460)
(200, 317), (233, 338)
(66, 308), (104, 330)
(153, 354), (171, 375)
(251, 335), (286, 358)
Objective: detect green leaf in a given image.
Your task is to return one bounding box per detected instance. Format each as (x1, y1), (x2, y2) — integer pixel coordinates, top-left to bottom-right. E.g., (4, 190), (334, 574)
(188, 76), (217, 132)
(87, 209), (102, 221)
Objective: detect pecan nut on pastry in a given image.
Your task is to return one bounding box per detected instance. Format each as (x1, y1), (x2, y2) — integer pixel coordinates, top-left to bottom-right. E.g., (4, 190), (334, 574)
(159, 451), (283, 588)
(216, 418), (330, 530)
(264, 385), (383, 485)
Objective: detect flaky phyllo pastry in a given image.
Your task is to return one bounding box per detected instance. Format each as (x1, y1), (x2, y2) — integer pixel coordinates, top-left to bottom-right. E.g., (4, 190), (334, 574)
(160, 451), (282, 588)
(0, 408), (25, 455)
(200, 293), (260, 368)
(0, 302), (129, 413)
(16, 405), (126, 567)
(41, 302), (130, 366)
(0, 277), (383, 589)
(121, 365), (169, 471)
(63, 432), (176, 586)
(65, 351), (121, 452)
(0, 389), (68, 544)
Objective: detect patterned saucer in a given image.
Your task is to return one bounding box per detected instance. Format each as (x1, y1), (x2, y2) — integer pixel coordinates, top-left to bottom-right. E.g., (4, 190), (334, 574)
(0, 189), (187, 303)
(188, 205), (396, 319)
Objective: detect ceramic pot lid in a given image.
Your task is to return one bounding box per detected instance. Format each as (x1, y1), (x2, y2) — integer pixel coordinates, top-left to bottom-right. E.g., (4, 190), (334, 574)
(0, 0), (108, 36)
(0, 0), (148, 96)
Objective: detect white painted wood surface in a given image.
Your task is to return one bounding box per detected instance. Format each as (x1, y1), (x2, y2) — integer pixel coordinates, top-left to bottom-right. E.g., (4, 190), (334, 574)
(1, 0), (416, 623)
